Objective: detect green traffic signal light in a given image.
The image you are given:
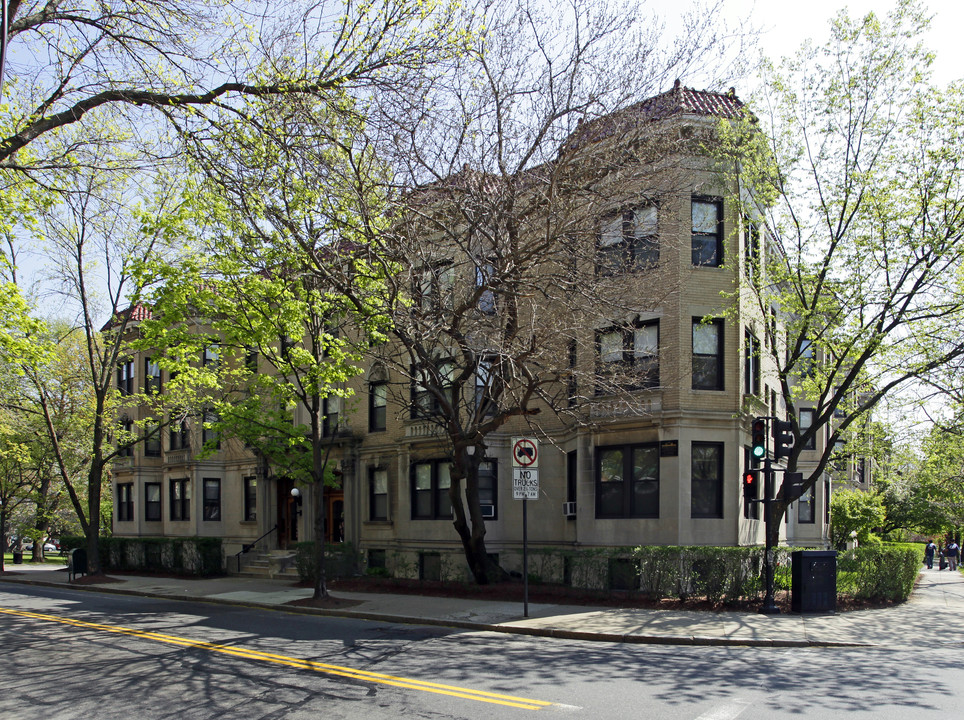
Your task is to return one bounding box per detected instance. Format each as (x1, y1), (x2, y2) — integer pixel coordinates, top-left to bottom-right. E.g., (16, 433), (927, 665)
(751, 417), (768, 459)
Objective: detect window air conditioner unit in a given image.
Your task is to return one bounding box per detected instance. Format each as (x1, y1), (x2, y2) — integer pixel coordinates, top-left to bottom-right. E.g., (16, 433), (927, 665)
(480, 504), (496, 519)
(563, 501), (577, 517)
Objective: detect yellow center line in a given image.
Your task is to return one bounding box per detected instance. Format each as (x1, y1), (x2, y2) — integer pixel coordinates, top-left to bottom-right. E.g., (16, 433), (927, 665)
(0, 607), (553, 710)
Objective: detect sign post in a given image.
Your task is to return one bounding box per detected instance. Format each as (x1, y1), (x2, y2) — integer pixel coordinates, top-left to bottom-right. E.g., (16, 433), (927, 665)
(511, 438), (539, 617)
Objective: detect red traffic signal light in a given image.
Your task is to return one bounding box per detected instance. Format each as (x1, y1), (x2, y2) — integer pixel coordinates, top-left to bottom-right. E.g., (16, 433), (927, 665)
(743, 469), (759, 505)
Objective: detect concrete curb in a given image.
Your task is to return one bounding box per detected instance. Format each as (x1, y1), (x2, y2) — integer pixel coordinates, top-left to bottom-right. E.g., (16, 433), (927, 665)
(0, 574), (870, 649)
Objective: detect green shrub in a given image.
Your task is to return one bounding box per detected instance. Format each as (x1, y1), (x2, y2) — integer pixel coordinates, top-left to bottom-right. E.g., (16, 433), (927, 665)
(61, 536), (224, 576)
(836, 545), (919, 601)
(294, 542), (361, 584)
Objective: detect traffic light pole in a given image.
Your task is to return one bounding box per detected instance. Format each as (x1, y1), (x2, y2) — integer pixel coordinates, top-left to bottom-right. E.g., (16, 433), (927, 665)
(760, 455), (780, 615)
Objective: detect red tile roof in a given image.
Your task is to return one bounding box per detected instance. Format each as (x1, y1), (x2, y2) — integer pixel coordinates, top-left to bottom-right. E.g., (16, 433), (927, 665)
(100, 303), (153, 332)
(562, 80), (746, 151)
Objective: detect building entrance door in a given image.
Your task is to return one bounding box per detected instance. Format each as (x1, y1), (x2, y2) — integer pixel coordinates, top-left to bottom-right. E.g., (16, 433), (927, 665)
(327, 491), (344, 544)
(276, 477), (299, 548)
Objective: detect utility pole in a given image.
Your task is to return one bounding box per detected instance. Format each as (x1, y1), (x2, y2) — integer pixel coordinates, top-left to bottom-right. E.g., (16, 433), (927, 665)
(760, 453), (780, 615)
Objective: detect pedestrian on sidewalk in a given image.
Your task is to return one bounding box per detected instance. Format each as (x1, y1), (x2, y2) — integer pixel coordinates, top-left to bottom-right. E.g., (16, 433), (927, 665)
(925, 540), (937, 569)
(946, 540), (960, 572)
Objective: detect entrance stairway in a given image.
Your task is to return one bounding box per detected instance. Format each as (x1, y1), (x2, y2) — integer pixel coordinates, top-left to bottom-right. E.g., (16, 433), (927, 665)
(234, 549), (300, 580)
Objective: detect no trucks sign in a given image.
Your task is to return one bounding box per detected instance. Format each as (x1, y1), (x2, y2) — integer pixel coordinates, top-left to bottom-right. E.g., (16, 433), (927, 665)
(512, 437), (539, 499)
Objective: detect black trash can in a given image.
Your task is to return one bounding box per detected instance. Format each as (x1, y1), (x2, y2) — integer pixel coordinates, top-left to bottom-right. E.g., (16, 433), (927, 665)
(791, 550), (837, 613)
(69, 548), (88, 580)
(12, 551), (22, 564)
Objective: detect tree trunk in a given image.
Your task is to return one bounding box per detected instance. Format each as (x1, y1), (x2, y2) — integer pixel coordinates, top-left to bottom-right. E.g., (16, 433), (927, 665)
(86, 460), (103, 575)
(0, 510), (6, 572)
(449, 447), (507, 585)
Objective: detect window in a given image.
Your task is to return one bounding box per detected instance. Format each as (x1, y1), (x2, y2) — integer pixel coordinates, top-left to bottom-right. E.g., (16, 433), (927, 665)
(419, 551), (442, 581)
(118, 416), (134, 457)
(323, 396), (340, 436)
(117, 483), (133, 522)
(476, 259), (497, 313)
(474, 357), (498, 416)
(692, 197), (723, 266)
(369, 381), (387, 432)
(245, 347), (258, 374)
(169, 415), (190, 450)
(415, 263), (454, 312)
(598, 204), (658, 275)
(202, 408), (220, 449)
(692, 318), (724, 390)
(595, 443), (659, 518)
(117, 360), (134, 396)
(368, 549), (387, 570)
(744, 330), (760, 396)
(744, 217), (761, 285)
(832, 439), (847, 472)
(597, 320), (659, 390)
(691, 442), (724, 519)
(411, 460), (452, 519)
(765, 306), (777, 353)
(145, 482), (162, 521)
(144, 422), (161, 456)
(800, 409), (816, 450)
(144, 358), (162, 395)
(202, 478), (221, 521)
(478, 459), (497, 519)
(170, 478), (190, 521)
(797, 339), (815, 378)
(567, 450), (577, 504)
(370, 468), (388, 520)
(797, 488), (815, 524)
(567, 339), (577, 407)
(411, 361), (455, 418)
(243, 476), (257, 521)
(203, 344), (219, 369)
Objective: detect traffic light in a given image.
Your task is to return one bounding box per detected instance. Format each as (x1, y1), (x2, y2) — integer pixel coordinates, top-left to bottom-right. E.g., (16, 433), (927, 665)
(743, 470), (759, 504)
(773, 419), (794, 459)
(751, 417), (768, 459)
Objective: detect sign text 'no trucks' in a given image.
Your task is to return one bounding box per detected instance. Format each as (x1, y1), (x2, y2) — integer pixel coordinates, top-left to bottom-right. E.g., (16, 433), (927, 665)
(512, 468), (539, 500)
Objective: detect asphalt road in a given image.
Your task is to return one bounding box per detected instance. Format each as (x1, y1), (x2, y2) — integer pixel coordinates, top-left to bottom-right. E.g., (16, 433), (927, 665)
(1, 583), (962, 719)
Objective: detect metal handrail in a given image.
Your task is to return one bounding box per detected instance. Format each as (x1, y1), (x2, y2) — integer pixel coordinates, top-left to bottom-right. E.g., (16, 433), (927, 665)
(234, 524), (278, 573)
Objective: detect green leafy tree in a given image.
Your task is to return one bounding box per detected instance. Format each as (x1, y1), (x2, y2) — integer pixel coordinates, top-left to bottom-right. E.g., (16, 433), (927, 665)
(892, 414), (964, 534)
(1, 0), (470, 577)
(136, 93), (391, 599)
(830, 489), (886, 549)
(717, 0), (964, 546)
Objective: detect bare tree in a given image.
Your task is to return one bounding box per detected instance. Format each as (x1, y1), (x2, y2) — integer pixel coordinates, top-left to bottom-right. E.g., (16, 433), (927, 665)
(324, 0), (743, 582)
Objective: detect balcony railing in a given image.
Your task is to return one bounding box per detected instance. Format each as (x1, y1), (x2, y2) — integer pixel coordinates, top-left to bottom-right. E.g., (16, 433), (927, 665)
(165, 450), (193, 465)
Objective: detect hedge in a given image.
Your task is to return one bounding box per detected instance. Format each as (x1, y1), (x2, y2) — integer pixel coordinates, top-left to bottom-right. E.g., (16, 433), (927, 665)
(293, 542), (362, 584)
(836, 545), (920, 601)
(373, 544), (919, 605)
(60, 536), (223, 576)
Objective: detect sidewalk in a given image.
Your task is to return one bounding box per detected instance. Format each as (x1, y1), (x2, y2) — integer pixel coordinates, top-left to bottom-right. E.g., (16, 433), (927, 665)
(2, 562), (963, 649)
